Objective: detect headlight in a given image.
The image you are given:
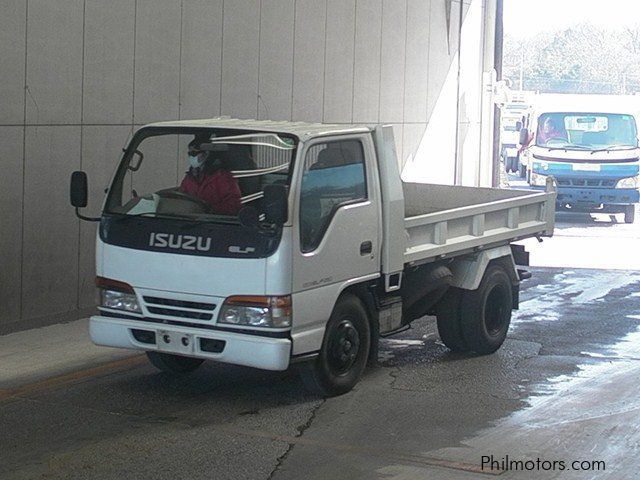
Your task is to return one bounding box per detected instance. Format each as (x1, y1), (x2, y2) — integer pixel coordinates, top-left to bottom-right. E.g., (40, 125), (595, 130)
(616, 175), (639, 189)
(530, 171), (547, 187)
(96, 277), (141, 313)
(219, 296), (292, 328)
(100, 290), (142, 313)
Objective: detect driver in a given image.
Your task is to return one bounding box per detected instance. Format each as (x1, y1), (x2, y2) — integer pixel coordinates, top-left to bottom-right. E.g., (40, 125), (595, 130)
(538, 116), (568, 144)
(179, 135), (242, 215)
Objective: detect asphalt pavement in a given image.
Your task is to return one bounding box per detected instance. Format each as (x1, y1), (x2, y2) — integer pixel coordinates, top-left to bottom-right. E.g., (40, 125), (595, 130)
(1, 180), (640, 479)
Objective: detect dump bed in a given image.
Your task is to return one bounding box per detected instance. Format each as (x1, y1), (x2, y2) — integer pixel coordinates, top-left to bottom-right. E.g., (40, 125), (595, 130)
(401, 181), (556, 265)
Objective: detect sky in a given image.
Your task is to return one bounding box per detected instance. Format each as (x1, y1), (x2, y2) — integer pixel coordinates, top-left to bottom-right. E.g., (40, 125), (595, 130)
(504, 0), (640, 38)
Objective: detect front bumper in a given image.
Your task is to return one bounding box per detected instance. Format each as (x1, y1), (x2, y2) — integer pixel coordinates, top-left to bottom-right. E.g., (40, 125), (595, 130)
(532, 186), (639, 209)
(90, 315), (292, 371)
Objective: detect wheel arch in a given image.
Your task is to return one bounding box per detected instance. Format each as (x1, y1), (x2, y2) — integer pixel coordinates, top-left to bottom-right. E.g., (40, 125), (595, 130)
(340, 281), (380, 365)
(449, 247), (518, 290)
(449, 247), (520, 309)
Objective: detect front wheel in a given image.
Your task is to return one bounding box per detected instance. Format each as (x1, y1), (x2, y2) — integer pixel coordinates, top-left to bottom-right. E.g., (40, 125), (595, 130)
(624, 205), (636, 224)
(299, 294), (371, 397)
(146, 352), (205, 373)
(459, 265), (513, 355)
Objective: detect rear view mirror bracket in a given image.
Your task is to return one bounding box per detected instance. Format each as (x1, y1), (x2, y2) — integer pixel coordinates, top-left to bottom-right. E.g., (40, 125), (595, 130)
(75, 208), (101, 222)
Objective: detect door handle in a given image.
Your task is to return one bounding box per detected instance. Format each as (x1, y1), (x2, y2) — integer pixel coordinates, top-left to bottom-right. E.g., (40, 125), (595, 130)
(360, 241), (373, 255)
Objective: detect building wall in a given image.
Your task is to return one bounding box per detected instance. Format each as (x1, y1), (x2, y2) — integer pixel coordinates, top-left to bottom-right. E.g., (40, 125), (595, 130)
(0, 0), (494, 333)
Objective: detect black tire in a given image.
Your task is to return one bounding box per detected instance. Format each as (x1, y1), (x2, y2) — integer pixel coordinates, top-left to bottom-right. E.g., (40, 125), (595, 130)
(299, 294), (371, 397)
(146, 351), (205, 373)
(460, 265), (513, 355)
(624, 205), (636, 224)
(435, 287), (470, 352)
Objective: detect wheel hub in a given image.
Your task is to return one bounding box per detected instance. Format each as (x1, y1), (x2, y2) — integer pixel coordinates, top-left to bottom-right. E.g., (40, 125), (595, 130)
(485, 285), (510, 336)
(328, 320), (360, 374)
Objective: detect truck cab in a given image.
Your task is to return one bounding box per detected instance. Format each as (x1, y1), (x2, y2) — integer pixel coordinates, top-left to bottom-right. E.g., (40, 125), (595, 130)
(71, 119), (555, 396)
(521, 109), (639, 223)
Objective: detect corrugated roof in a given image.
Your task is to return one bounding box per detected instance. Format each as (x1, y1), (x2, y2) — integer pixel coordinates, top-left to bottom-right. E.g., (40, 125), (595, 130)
(145, 117), (372, 141)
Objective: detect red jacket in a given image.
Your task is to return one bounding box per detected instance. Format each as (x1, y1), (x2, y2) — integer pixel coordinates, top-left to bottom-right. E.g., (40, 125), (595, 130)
(180, 169), (242, 215)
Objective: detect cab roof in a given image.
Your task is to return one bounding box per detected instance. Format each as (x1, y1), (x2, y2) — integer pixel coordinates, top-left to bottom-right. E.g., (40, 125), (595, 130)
(531, 94), (640, 117)
(145, 117), (372, 141)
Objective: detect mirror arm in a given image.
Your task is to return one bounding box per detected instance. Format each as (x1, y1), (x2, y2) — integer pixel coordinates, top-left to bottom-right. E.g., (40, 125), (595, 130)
(75, 207), (101, 222)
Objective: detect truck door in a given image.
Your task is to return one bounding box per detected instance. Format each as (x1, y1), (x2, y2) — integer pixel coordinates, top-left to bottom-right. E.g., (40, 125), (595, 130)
(290, 134), (381, 353)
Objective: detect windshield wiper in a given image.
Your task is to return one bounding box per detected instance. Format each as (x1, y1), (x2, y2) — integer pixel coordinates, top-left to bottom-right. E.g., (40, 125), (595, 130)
(544, 145), (591, 152)
(112, 212), (194, 222)
(178, 217), (240, 229)
(110, 212), (242, 228)
(590, 145), (638, 154)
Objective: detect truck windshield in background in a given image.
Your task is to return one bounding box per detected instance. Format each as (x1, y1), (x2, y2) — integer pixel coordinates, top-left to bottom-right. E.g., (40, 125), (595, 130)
(535, 112), (638, 151)
(105, 128), (296, 223)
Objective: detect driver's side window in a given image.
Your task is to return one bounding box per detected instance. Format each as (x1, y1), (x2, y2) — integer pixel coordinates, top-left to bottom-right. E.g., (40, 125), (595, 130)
(299, 139), (367, 253)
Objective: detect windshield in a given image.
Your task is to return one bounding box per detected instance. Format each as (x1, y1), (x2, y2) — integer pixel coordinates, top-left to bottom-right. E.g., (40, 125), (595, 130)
(105, 128), (296, 223)
(535, 112), (638, 150)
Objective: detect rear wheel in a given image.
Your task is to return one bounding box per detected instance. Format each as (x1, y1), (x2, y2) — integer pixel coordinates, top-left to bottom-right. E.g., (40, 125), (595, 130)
(460, 265), (513, 354)
(299, 294), (371, 397)
(624, 205), (636, 224)
(146, 352), (205, 373)
(435, 287), (470, 352)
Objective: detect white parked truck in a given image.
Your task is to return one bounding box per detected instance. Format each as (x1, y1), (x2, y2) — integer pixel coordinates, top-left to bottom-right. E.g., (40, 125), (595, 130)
(70, 118), (556, 396)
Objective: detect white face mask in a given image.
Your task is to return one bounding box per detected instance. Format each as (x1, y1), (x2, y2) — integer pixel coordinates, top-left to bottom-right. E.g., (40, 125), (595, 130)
(189, 154), (204, 169)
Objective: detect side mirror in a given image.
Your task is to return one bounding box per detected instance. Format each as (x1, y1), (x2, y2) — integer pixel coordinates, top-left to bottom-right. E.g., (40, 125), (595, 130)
(70, 171), (100, 222)
(238, 205), (260, 229)
(263, 184), (288, 225)
(70, 171), (88, 208)
(519, 128), (529, 145)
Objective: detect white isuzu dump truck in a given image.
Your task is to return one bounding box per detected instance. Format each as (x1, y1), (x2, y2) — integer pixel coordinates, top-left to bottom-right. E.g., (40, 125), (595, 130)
(70, 118), (556, 396)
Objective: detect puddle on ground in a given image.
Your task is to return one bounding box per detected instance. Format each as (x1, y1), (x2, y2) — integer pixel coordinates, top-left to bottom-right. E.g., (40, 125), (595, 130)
(524, 325), (640, 416)
(426, 324), (640, 470)
(511, 271), (640, 329)
(378, 338), (427, 363)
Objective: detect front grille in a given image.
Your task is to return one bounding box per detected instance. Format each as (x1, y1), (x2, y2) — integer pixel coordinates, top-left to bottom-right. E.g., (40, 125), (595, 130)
(557, 179), (616, 188)
(143, 295), (216, 321)
(143, 296), (216, 311)
(146, 306), (213, 320)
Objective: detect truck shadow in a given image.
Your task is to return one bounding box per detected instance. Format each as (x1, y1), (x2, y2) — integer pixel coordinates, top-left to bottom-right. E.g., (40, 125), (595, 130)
(554, 211), (622, 227)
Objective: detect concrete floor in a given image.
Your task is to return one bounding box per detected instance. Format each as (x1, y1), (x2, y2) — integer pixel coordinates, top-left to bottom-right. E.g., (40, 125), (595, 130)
(1, 200), (640, 479)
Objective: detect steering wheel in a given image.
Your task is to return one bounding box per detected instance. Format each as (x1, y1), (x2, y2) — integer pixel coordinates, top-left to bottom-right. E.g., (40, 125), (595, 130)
(155, 188), (212, 213)
(545, 137), (569, 146)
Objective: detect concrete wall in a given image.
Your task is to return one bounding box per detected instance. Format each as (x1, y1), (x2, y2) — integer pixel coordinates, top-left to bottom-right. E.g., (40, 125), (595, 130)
(0, 0), (495, 333)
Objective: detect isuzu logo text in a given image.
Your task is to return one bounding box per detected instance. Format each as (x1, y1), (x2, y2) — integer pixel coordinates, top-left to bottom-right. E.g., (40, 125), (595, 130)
(149, 233), (211, 252)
